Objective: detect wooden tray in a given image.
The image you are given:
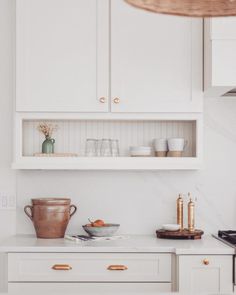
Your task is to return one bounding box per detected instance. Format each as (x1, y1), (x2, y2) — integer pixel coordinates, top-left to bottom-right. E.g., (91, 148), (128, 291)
(34, 153), (78, 157)
(156, 229), (204, 240)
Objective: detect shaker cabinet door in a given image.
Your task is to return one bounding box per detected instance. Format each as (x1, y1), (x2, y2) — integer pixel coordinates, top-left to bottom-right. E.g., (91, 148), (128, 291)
(211, 17), (236, 40)
(178, 255), (233, 293)
(110, 0), (203, 113)
(16, 0), (109, 112)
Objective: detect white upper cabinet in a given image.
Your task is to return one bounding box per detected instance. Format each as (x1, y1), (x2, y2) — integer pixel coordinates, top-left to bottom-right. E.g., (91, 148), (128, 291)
(110, 0), (203, 113)
(204, 18), (236, 96)
(16, 0), (203, 113)
(211, 18), (236, 40)
(16, 0), (109, 112)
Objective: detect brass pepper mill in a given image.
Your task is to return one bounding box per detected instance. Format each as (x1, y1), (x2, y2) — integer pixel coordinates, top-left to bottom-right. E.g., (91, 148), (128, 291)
(188, 193), (195, 233)
(177, 194), (184, 231)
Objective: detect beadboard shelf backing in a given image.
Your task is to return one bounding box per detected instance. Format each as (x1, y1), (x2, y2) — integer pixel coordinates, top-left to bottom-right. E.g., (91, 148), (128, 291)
(13, 114), (203, 170)
(22, 119), (196, 157)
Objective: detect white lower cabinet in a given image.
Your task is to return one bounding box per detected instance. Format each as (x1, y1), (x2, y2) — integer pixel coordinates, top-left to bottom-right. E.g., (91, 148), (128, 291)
(8, 283), (172, 293)
(177, 255), (233, 293)
(7, 252), (234, 293)
(8, 253), (172, 294)
(8, 253), (171, 282)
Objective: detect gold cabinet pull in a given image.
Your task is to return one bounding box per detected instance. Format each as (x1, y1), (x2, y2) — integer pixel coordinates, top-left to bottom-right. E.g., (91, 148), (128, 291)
(107, 265), (128, 271)
(203, 259), (210, 265)
(113, 97), (120, 104)
(99, 97), (106, 103)
(52, 264), (72, 270)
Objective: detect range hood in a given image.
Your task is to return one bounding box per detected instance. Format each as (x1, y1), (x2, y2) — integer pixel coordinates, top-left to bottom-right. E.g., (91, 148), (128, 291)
(222, 88), (236, 97)
(204, 18), (236, 98)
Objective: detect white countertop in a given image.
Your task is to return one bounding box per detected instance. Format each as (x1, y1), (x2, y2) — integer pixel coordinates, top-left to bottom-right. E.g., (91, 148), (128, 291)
(1, 294), (233, 295)
(0, 234), (234, 255)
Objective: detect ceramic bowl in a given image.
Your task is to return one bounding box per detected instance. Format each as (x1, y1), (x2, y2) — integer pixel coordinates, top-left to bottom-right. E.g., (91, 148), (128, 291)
(162, 224), (180, 231)
(129, 146), (152, 157)
(82, 224), (120, 237)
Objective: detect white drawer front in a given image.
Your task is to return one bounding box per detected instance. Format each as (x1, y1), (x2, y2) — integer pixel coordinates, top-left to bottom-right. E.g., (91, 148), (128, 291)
(8, 282), (172, 293)
(8, 253), (172, 282)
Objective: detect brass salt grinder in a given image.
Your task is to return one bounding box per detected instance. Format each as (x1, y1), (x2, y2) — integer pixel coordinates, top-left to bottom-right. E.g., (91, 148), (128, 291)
(177, 194), (184, 231)
(188, 193), (195, 233)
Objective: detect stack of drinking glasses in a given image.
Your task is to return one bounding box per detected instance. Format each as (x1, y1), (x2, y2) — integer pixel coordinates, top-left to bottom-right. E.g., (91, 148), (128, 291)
(85, 139), (120, 157)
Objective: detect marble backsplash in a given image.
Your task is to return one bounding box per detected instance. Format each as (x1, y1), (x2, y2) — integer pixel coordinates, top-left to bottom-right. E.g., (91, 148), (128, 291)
(15, 98), (236, 235)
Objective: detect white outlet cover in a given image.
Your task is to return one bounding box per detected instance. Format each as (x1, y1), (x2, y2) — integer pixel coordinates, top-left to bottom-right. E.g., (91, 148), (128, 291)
(0, 193), (16, 210)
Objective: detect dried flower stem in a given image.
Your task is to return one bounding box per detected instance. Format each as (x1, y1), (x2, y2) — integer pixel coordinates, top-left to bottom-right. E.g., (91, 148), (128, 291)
(37, 122), (58, 138)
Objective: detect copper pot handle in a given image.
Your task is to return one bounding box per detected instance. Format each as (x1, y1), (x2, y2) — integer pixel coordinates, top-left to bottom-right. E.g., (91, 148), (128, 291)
(69, 205), (77, 218)
(24, 205), (33, 221)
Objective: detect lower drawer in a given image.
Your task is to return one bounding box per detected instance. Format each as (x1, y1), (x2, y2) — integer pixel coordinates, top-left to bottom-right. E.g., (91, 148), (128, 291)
(8, 253), (172, 282)
(8, 282), (172, 293)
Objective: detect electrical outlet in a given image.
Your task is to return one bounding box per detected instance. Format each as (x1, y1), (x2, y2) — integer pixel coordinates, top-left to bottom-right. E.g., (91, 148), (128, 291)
(0, 193), (16, 210)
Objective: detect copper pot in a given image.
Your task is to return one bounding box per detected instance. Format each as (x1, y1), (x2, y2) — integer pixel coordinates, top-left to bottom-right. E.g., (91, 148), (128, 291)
(24, 198), (77, 239)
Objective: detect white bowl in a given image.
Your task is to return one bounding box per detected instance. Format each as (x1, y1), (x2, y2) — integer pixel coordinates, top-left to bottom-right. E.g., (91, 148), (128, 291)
(130, 146), (152, 156)
(162, 224), (181, 231)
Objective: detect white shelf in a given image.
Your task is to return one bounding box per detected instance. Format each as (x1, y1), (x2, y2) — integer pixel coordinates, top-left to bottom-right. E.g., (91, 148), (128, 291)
(14, 113), (203, 170)
(12, 157), (202, 170)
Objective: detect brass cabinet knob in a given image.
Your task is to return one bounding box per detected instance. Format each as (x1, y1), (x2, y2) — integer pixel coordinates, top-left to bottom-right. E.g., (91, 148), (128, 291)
(99, 97), (106, 103)
(107, 265), (128, 271)
(52, 264), (72, 270)
(113, 97), (120, 104)
(203, 259), (209, 265)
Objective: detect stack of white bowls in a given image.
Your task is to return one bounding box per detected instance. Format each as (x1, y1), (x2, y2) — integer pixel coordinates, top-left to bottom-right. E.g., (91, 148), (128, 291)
(129, 146), (152, 157)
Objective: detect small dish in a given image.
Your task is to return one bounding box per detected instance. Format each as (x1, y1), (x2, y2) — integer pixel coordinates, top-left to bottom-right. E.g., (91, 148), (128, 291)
(162, 224), (180, 231)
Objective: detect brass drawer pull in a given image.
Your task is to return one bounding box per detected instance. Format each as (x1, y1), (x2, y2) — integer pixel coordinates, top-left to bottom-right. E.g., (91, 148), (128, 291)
(203, 259), (210, 265)
(52, 264), (72, 270)
(107, 265), (128, 271)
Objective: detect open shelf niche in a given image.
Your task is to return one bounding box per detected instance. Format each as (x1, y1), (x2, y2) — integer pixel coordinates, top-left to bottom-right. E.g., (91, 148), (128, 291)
(13, 114), (203, 170)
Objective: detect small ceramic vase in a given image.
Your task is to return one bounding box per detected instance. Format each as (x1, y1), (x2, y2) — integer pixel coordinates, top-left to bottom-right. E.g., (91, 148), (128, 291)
(42, 137), (55, 154)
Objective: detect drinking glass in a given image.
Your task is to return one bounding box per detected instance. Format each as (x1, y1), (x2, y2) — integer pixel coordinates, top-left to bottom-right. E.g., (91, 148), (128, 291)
(85, 139), (97, 157)
(96, 139), (103, 157)
(100, 139), (112, 157)
(111, 139), (120, 157)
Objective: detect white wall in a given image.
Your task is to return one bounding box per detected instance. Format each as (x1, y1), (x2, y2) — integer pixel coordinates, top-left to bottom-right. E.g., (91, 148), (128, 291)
(0, 0), (236, 241)
(0, 0), (16, 291)
(0, 0), (16, 242)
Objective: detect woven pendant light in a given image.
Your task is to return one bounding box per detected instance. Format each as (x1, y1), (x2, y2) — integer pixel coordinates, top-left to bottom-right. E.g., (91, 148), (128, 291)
(124, 0), (236, 17)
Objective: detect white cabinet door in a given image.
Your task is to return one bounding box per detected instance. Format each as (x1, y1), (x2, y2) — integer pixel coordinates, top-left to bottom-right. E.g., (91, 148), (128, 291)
(211, 17), (236, 40)
(110, 0), (203, 113)
(16, 0), (109, 112)
(178, 255), (233, 293)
